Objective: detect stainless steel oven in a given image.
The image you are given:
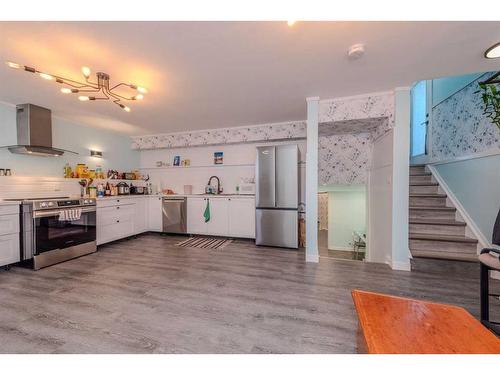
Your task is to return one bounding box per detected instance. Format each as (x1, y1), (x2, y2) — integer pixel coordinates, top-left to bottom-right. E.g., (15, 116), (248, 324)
(18, 198), (97, 269)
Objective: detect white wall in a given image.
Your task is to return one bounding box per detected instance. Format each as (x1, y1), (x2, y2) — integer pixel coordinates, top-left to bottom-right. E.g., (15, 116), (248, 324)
(367, 129), (393, 265)
(139, 140), (307, 202)
(327, 189), (366, 251)
(391, 88), (411, 271)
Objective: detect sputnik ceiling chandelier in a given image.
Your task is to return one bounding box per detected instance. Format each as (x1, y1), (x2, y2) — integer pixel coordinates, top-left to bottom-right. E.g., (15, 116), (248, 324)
(5, 61), (148, 112)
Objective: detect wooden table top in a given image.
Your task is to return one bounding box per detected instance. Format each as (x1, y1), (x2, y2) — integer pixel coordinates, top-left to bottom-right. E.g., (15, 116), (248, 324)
(352, 289), (500, 354)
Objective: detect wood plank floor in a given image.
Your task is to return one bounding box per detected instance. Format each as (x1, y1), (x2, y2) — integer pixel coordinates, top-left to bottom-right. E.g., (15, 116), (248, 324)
(0, 233), (494, 353)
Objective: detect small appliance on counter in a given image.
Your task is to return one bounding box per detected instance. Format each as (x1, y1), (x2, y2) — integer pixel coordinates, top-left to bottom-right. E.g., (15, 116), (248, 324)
(116, 182), (130, 195)
(130, 184), (145, 195)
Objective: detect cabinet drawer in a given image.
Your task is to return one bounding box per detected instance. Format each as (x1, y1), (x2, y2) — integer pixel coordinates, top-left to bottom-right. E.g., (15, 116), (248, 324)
(0, 233), (20, 266)
(97, 220), (135, 246)
(0, 214), (20, 236)
(98, 205), (135, 226)
(0, 205), (19, 216)
(97, 198), (135, 208)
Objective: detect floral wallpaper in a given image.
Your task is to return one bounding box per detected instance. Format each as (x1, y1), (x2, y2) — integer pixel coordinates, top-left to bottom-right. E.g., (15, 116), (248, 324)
(431, 72), (500, 161)
(319, 91), (394, 127)
(132, 91), (395, 151)
(131, 91), (395, 185)
(131, 121), (307, 150)
(319, 133), (372, 185)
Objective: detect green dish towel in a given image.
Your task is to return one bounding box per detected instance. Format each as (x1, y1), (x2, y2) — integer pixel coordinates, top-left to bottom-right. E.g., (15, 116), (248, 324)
(203, 199), (210, 222)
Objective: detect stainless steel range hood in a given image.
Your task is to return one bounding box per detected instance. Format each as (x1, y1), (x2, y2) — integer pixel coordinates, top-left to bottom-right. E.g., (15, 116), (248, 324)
(3, 104), (77, 157)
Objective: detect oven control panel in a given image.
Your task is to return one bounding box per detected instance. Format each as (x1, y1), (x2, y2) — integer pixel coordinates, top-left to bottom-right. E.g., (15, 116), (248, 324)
(33, 198), (96, 210)
(57, 200), (81, 207)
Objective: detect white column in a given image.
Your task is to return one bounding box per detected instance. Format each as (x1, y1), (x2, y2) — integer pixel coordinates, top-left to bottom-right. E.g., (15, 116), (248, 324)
(391, 87), (411, 271)
(305, 96), (320, 263)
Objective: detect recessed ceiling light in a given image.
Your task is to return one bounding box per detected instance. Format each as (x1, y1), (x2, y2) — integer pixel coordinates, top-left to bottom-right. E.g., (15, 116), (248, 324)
(348, 43), (365, 60)
(485, 42), (500, 59)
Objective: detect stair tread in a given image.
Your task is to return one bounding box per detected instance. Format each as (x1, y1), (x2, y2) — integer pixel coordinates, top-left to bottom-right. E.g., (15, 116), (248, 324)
(409, 218), (466, 226)
(409, 206), (456, 211)
(410, 173), (432, 177)
(409, 193), (447, 198)
(410, 249), (478, 262)
(409, 233), (478, 243)
(409, 182), (439, 186)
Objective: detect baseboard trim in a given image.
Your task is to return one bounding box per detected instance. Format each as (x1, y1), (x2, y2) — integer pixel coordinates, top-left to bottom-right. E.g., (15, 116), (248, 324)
(306, 254), (319, 263)
(427, 165), (491, 250)
(391, 261), (411, 271)
(328, 246), (354, 252)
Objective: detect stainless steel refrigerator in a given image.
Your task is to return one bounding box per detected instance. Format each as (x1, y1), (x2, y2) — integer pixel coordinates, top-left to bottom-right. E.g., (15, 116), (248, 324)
(255, 144), (298, 249)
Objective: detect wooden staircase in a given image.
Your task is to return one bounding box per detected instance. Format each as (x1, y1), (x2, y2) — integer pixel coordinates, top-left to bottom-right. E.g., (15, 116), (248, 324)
(409, 165), (479, 265)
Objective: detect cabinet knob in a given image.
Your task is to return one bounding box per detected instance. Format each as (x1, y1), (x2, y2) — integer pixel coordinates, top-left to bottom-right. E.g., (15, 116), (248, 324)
(117, 207), (120, 209)
(117, 200), (120, 202)
(117, 220), (120, 223)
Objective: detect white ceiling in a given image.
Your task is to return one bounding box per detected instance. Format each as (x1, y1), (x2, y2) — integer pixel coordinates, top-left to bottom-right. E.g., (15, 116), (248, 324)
(0, 21), (499, 136)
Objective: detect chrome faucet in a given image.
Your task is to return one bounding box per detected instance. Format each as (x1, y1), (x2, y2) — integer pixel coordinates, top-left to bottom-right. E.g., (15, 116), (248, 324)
(207, 176), (222, 194)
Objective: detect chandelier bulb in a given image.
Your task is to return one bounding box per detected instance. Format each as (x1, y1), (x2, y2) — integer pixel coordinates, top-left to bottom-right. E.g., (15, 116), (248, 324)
(78, 96), (90, 101)
(133, 94), (144, 100)
(39, 73), (54, 80)
(6, 61), (22, 69)
(82, 66), (91, 78)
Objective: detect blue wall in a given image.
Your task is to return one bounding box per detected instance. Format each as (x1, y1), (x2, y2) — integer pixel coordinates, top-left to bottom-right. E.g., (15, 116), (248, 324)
(0, 102), (139, 177)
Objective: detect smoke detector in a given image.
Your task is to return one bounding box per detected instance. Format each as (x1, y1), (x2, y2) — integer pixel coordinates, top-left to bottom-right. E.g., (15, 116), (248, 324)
(348, 43), (365, 60)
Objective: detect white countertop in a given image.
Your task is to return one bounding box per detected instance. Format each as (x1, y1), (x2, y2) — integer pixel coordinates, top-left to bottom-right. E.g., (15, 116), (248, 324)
(0, 200), (21, 206)
(96, 193), (254, 200)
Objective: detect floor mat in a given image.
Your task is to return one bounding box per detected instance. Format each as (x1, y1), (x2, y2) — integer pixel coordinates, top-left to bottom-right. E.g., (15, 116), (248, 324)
(176, 236), (233, 249)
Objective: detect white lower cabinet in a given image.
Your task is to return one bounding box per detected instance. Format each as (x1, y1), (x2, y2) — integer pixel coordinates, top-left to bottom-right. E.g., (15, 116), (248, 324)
(0, 233), (20, 267)
(134, 198), (147, 234)
(97, 203), (135, 245)
(0, 205), (20, 267)
(227, 198), (255, 238)
(187, 197), (208, 234)
(147, 196), (163, 232)
(186, 197), (255, 238)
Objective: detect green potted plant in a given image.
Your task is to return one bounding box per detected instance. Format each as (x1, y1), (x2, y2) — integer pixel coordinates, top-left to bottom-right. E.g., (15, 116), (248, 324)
(479, 80), (500, 130)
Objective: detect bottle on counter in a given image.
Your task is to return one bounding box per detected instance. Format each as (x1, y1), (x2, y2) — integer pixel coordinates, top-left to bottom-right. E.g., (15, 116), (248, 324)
(64, 163), (72, 178)
(105, 182), (111, 196)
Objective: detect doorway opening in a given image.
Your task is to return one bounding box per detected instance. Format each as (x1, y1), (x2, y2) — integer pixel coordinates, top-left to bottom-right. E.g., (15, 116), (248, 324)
(317, 185), (367, 261)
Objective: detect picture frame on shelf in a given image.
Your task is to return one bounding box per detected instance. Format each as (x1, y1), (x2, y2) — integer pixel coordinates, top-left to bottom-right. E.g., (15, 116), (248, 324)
(173, 156), (181, 166)
(214, 151), (223, 165)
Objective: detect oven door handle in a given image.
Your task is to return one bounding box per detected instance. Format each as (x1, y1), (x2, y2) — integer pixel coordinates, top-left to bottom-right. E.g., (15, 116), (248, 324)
(33, 207), (97, 218)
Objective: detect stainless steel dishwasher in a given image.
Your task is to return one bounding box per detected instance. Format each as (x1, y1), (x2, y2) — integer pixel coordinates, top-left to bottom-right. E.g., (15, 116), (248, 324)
(162, 196), (187, 233)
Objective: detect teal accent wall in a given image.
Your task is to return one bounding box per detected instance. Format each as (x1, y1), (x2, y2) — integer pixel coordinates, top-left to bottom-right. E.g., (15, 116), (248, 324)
(0, 102), (139, 177)
(326, 188), (367, 250)
(435, 155), (500, 242)
(431, 72), (483, 108)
